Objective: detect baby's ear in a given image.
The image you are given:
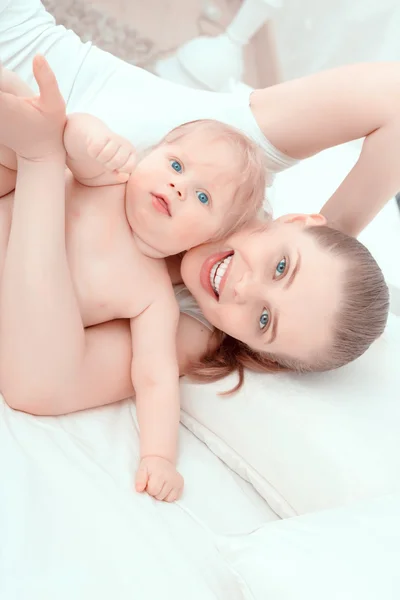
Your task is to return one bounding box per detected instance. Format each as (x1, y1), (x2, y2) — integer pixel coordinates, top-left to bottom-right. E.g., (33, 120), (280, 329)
(277, 213), (326, 226)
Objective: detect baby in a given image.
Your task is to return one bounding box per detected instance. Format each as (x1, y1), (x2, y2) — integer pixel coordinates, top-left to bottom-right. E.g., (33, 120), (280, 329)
(0, 56), (267, 501)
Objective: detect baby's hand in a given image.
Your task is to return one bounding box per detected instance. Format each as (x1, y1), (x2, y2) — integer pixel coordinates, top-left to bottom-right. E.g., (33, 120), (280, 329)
(85, 126), (136, 179)
(135, 456), (184, 502)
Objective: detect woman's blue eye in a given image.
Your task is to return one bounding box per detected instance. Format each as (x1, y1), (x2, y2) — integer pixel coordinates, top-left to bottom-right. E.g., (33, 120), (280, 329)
(259, 308), (269, 330)
(170, 159), (182, 173)
(196, 191), (209, 205)
(275, 258), (287, 278)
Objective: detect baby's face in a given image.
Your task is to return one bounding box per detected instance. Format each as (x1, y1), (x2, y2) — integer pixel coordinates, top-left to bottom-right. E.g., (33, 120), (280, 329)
(124, 129), (242, 256)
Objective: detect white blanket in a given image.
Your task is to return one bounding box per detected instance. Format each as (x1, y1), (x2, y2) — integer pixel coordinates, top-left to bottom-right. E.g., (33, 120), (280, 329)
(2, 392), (399, 600)
(0, 396), (277, 600)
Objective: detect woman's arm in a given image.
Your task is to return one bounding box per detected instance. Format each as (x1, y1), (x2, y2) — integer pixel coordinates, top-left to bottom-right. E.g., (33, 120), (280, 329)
(0, 158), (87, 402)
(0, 58), (87, 406)
(4, 314), (213, 416)
(251, 62), (400, 236)
(320, 121), (400, 235)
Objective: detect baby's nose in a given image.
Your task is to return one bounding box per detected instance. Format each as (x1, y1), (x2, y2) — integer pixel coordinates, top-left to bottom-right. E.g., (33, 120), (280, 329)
(169, 182), (185, 200)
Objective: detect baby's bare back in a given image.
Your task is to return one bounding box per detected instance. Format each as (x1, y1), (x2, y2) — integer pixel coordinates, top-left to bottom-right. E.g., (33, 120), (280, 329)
(0, 170), (169, 326)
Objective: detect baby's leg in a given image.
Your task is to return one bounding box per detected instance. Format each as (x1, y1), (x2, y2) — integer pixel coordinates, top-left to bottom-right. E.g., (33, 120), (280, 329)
(0, 65), (35, 197)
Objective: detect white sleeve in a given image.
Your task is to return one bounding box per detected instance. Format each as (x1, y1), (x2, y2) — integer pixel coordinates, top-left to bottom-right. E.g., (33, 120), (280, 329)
(0, 0), (92, 102)
(0, 0), (284, 169)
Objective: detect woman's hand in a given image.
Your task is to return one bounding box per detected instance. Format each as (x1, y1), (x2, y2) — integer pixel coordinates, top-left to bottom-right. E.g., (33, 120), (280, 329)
(0, 54), (66, 161)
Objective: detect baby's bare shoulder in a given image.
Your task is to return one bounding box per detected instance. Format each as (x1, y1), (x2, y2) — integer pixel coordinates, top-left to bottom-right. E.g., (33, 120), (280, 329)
(122, 256), (177, 317)
(146, 259), (176, 301)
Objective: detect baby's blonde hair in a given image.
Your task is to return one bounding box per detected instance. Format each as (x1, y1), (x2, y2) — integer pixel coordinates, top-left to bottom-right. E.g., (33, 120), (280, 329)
(159, 119), (269, 238)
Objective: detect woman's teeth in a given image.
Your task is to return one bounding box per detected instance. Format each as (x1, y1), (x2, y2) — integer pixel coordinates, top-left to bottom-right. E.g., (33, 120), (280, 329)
(209, 254), (232, 296)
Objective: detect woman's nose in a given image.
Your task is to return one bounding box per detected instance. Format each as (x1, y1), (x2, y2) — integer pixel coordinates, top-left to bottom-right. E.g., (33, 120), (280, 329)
(169, 182), (185, 201)
(233, 273), (260, 304)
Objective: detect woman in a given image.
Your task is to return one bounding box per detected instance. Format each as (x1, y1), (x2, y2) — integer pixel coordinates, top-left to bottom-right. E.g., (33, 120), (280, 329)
(0, 0), (395, 415)
(0, 67), (389, 415)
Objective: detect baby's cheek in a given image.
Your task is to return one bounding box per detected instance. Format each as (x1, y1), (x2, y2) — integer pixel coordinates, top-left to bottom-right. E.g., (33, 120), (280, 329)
(178, 215), (215, 247)
(128, 166), (148, 191)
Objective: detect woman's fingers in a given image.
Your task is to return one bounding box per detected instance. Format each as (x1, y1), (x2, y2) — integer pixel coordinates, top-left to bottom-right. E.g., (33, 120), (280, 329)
(33, 54), (65, 112)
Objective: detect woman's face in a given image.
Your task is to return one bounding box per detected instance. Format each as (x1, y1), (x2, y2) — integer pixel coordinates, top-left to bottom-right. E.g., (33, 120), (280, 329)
(181, 214), (344, 364)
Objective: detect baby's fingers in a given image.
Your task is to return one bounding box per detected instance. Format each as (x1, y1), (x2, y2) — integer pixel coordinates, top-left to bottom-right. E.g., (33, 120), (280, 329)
(146, 473), (165, 498)
(115, 149), (136, 174)
(135, 463), (149, 493)
(163, 474), (184, 502)
(155, 481), (173, 501)
(88, 138), (119, 165)
(164, 488), (181, 503)
(105, 145), (132, 172)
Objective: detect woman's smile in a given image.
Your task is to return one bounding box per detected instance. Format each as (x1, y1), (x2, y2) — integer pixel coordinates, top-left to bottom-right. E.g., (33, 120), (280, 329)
(200, 250), (234, 300)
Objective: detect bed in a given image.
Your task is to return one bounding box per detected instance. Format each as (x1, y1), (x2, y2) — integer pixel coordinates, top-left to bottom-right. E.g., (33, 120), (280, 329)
(1, 2), (400, 598)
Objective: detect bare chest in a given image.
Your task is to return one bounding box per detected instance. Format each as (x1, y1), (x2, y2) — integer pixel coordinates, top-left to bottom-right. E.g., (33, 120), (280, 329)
(64, 175), (164, 325)
(0, 174), (164, 327)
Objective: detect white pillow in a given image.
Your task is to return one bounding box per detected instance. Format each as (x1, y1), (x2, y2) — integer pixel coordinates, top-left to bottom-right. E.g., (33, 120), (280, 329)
(217, 491), (400, 600)
(180, 313), (400, 518)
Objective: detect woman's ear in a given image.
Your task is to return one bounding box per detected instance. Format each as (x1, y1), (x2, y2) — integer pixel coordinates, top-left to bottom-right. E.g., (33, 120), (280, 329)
(307, 213), (327, 226)
(276, 213), (327, 226)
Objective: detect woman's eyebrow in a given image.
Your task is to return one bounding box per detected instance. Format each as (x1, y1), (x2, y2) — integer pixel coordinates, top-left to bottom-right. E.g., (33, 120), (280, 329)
(284, 252), (301, 290)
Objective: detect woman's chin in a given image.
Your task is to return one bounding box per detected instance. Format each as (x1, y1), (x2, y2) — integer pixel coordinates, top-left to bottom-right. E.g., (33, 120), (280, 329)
(181, 247), (204, 296)
(181, 246), (217, 316)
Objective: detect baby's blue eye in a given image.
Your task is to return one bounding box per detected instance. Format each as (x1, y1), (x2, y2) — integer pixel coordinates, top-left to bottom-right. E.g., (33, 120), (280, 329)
(259, 308), (269, 330)
(170, 159), (182, 173)
(196, 191), (209, 205)
(275, 258), (287, 278)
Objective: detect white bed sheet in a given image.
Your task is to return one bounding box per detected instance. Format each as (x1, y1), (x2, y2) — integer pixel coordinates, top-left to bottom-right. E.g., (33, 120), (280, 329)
(0, 396), (277, 600)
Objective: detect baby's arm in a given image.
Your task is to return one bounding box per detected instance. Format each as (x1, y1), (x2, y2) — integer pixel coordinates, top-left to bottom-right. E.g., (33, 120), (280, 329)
(130, 283), (183, 502)
(64, 113), (136, 187)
